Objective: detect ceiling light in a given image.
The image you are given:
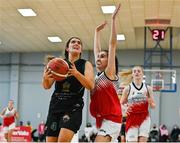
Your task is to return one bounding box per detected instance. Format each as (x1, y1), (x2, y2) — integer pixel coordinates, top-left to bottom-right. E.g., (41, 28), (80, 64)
(101, 6), (115, 14)
(117, 34), (125, 41)
(18, 9), (37, 17)
(48, 37), (62, 43)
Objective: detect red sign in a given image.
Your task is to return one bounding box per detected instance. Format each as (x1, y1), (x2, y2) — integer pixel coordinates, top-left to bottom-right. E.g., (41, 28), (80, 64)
(11, 126), (32, 142)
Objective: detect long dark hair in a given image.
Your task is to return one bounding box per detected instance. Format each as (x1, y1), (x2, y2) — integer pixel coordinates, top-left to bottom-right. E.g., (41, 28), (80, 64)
(64, 37), (82, 59)
(102, 50), (119, 75)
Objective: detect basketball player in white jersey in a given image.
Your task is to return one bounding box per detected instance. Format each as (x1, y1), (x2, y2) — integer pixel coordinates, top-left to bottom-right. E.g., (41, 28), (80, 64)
(0, 100), (19, 142)
(121, 66), (155, 142)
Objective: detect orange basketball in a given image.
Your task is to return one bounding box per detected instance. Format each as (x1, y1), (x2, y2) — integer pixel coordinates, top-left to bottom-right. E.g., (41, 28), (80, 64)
(47, 58), (69, 81)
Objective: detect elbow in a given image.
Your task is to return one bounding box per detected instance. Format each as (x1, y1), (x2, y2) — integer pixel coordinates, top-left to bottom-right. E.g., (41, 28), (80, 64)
(89, 84), (95, 91)
(42, 84), (51, 90)
(44, 86), (51, 90)
(87, 82), (95, 91)
(150, 103), (156, 109)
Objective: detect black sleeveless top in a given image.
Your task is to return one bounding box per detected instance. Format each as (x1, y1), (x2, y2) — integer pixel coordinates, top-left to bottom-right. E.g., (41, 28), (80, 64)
(48, 58), (86, 113)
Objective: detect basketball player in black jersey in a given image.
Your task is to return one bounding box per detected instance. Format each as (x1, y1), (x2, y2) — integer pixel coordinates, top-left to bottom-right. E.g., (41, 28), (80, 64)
(42, 37), (94, 142)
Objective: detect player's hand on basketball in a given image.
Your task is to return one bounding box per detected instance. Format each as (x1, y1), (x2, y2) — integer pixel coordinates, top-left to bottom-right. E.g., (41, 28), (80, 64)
(112, 3), (121, 19)
(43, 67), (53, 79)
(96, 21), (107, 32)
(68, 63), (78, 77)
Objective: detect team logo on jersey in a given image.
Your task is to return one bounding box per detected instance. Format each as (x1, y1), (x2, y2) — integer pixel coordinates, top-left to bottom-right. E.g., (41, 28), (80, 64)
(62, 81), (70, 92)
(50, 122), (57, 131)
(63, 114), (70, 123)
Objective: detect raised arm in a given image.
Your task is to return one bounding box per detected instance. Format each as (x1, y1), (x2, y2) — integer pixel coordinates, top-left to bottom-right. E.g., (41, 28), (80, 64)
(105, 4), (121, 79)
(94, 21), (107, 63)
(147, 85), (156, 108)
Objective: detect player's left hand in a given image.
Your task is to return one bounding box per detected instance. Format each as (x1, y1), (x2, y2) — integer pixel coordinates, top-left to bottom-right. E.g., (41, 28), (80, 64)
(68, 63), (78, 77)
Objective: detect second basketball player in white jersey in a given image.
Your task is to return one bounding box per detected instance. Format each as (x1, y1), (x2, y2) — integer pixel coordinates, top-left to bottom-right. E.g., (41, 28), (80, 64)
(121, 66), (155, 142)
(0, 100), (19, 142)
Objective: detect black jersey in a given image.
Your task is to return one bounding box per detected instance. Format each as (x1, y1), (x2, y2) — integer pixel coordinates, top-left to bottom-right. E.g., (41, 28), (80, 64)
(48, 59), (86, 113)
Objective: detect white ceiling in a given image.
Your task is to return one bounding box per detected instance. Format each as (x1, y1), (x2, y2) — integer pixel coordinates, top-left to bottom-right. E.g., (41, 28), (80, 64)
(0, 0), (180, 53)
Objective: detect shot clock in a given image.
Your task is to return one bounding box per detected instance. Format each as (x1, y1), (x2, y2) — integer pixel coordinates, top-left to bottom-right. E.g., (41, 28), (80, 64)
(152, 29), (165, 41)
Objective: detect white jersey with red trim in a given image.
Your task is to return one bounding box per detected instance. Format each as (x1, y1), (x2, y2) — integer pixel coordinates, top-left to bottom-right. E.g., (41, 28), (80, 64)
(127, 82), (149, 114)
(90, 72), (122, 127)
(125, 82), (150, 133)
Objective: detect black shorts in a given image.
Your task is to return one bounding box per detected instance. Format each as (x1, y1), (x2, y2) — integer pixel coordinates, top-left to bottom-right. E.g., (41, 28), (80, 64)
(45, 109), (82, 137)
